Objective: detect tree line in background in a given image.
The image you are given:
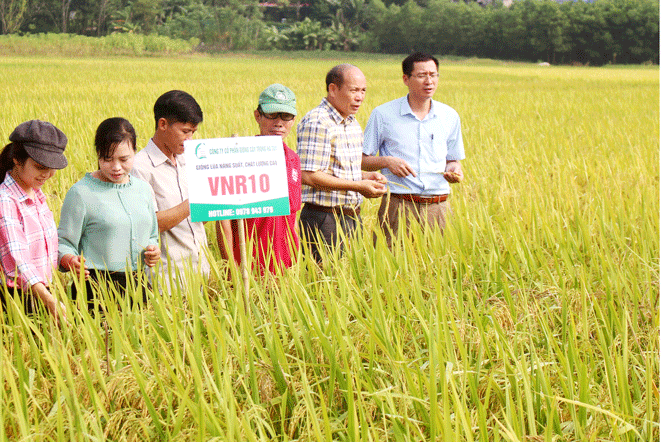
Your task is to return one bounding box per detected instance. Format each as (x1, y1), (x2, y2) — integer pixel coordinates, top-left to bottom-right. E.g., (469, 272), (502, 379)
(0, 0), (658, 64)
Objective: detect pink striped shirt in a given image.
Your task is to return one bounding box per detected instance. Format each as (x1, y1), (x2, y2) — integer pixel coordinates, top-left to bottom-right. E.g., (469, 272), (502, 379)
(0, 174), (58, 289)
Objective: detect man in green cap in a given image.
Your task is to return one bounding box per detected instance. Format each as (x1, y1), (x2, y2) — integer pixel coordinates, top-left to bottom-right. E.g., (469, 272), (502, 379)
(217, 84), (301, 274)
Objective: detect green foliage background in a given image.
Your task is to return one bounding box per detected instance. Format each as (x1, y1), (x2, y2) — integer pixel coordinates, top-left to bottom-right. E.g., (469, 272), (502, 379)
(0, 0), (659, 64)
(0, 55), (660, 441)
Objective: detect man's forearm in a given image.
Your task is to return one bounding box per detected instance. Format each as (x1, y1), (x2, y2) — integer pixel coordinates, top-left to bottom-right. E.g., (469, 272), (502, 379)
(361, 154), (387, 171)
(301, 170), (361, 193)
(302, 170), (387, 199)
(156, 199), (190, 233)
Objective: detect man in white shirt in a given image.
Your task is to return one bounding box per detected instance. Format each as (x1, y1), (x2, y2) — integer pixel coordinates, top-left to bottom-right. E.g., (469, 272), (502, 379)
(362, 52), (465, 243)
(131, 90), (210, 290)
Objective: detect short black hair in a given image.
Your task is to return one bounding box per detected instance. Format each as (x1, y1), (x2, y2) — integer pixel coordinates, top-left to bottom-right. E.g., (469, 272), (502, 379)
(95, 117), (137, 160)
(153, 90), (203, 129)
(402, 52), (439, 76)
(325, 64), (355, 93)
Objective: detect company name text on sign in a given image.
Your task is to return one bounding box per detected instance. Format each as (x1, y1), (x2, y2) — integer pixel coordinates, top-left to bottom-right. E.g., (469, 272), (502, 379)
(184, 136), (290, 222)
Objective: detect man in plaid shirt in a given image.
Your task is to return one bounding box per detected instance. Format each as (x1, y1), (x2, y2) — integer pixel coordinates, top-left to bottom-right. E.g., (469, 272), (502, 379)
(297, 64), (387, 262)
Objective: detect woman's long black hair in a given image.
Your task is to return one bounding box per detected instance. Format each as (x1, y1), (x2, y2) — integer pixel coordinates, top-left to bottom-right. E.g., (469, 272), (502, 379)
(0, 142), (29, 180)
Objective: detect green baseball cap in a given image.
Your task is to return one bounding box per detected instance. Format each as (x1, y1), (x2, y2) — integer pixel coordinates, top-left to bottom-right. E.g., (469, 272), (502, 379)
(258, 84), (297, 116)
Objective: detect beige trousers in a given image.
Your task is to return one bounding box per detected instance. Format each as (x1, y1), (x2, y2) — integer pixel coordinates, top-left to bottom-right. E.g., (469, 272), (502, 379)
(377, 193), (451, 242)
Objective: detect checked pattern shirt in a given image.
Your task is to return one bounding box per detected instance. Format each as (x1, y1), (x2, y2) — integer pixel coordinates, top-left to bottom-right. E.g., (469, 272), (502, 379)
(297, 98), (363, 209)
(0, 174), (57, 289)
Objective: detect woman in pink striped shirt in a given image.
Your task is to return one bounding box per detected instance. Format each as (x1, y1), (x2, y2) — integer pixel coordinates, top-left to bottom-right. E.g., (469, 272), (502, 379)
(0, 120), (68, 324)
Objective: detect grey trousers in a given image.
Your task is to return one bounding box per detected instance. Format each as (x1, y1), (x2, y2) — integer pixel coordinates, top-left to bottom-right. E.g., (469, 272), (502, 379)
(299, 204), (360, 262)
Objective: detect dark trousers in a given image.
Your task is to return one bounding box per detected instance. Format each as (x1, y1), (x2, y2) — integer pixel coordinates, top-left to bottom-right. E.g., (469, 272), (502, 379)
(71, 270), (148, 311)
(1, 285), (38, 315)
(299, 203), (360, 262)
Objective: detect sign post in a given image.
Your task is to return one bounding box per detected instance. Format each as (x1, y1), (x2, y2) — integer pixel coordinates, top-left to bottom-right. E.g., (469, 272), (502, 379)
(237, 219), (249, 306)
(184, 136), (289, 310)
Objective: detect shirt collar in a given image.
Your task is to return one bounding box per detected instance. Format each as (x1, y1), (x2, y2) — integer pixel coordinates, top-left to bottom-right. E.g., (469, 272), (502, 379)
(401, 95), (437, 120)
(322, 98), (355, 125)
(145, 138), (181, 167)
(3, 173), (45, 204)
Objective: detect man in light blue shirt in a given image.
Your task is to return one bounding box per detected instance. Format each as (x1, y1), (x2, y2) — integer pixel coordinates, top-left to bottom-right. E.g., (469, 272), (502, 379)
(362, 52), (465, 242)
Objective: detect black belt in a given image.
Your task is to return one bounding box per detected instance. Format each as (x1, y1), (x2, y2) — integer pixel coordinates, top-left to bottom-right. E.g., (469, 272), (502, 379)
(304, 202), (360, 217)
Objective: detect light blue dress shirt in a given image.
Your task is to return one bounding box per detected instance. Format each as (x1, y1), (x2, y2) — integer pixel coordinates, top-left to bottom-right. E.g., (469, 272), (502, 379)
(363, 96), (465, 195)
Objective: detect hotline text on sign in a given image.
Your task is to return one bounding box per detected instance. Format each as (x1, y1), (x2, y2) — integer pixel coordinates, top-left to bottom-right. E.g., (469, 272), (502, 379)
(184, 136), (290, 222)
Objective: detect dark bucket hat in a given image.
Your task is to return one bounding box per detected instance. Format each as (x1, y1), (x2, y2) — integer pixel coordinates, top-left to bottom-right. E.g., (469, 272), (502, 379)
(9, 120), (68, 169)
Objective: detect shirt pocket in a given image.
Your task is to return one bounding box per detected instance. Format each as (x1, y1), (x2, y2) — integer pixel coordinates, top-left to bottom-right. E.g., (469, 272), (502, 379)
(426, 127), (450, 166)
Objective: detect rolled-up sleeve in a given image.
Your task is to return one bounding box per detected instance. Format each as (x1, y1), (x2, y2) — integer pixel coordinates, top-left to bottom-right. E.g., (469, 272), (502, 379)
(362, 110), (382, 156)
(446, 113), (465, 161)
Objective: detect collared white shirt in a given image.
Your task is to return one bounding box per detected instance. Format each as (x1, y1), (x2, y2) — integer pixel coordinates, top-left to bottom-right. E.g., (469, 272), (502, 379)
(131, 139), (210, 284)
(363, 96), (465, 195)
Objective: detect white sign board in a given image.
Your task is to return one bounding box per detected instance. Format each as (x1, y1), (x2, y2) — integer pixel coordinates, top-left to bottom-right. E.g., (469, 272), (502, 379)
(184, 136), (290, 222)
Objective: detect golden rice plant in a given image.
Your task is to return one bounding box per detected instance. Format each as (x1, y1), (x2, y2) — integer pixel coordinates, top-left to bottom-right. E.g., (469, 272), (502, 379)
(0, 54), (659, 441)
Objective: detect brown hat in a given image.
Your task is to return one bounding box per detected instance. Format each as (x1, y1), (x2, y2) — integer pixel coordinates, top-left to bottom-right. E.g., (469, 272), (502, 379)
(9, 120), (68, 169)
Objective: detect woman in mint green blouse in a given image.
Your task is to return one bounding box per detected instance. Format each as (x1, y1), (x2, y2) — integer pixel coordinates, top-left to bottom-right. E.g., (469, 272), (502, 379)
(58, 118), (160, 306)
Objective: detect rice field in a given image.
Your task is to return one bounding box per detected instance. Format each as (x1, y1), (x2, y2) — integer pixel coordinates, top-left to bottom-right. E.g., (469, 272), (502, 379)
(0, 55), (659, 441)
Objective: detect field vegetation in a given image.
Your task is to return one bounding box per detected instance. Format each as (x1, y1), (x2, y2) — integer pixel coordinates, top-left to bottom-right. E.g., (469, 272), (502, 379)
(0, 33), (199, 56)
(1, 0), (659, 64)
(0, 55), (659, 441)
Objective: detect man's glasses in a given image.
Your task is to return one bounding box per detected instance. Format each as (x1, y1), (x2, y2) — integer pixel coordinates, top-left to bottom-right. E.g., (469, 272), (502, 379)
(260, 111), (295, 121)
(411, 73), (439, 80)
